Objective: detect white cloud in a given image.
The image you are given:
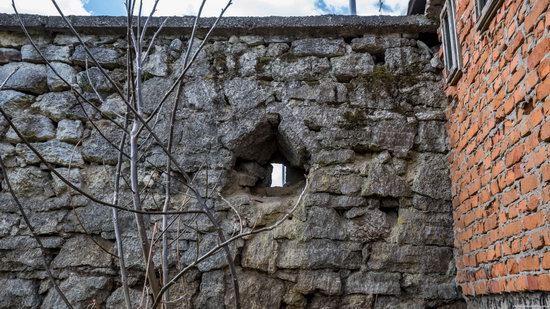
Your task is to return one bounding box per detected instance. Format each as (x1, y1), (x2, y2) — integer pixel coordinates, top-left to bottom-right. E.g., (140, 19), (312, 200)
(0, 0), (407, 17)
(0, 0), (90, 15)
(135, 0), (406, 17)
(136, 0), (317, 17)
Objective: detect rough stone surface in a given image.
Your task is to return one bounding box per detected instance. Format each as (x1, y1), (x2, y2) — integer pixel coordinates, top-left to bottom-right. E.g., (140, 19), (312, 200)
(0, 62), (47, 94)
(71, 45), (121, 69)
(46, 61), (77, 91)
(21, 44), (72, 63)
(0, 47), (21, 64)
(56, 119), (83, 143)
(0, 21), (461, 308)
(5, 114), (55, 143)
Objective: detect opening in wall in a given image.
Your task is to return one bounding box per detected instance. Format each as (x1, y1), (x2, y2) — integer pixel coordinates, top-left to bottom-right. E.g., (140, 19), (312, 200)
(440, 0), (462, 85)
(476, 0), (504, 31)
(270, 163), (286, 187)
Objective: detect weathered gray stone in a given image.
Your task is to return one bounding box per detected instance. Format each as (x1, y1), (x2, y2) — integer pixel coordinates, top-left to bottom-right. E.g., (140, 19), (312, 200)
(277, 239), (362, 269)
(294, 270), (342, 295)
(100, 93), (125, 117)
(239, 45), (266, 76)
(224, 77), (272, 110)
(5, 166), (53, 198)
(81, 120), (123, 165)
(240, 35), (265, 46)
(51, 167), (82, 195)
(310, 167), (363, 195)
(0, 33), (29, 48)
(367, 242), (453, 274)
(272, 56), (331, 81)
(304, 193), (367, 209)
(368, 112), (417, 157)
(5, 114), (55, 143)
(331, 53), (375, 80)
(16, 140), (85, 167)
(56, 119), (83, 143)
(402, 273), (459, 300)
(182, 233), (238, 272)
(0, 62), (47, 94)
(24, 210), (67, 235)
(179, 78), (222, 110)
(0, 278), (40, 308)
(33, 91), (96, 121)
(291, 38), (346, 57)
(345, 207), (392, 241)
(77, 67), (116, 93)
(266, 43), (289, 57)
(195, 270), (225, 309)
(47, 61), (77, 91)
(41, 274), (112, 309)
(225, 271), (286, 308)
(414, 120), (448, 152)
(0, 90), (34, 117)
(341, 294), (375, 308)
(385, 46), (423, 72)
(0, 212), (19, 237)
(141, 77), (176, 113)
(303, 207), (346, 240)
(0, 47), (21, 64)
(143, 45), (169, 77)
(52, 235), (113, 268)
(21, 44), (72, 63)
(106, 287), (142, 309)
(351, 35), (411, 55)
(392, 208), (453, 246)
(345, 271), (401, 295)
(362, 155), (411, 198)
(312, 149), (355, 166)
(71, 45), (122, 69)
(242, 231), (278, 273)
(412, 154), (451, 200)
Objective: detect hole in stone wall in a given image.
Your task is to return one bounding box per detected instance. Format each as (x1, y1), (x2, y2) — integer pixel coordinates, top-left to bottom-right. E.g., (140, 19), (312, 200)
(418, 32), (440, 48)
(227, 114), (307, 196)
(270, 163), (286, 187)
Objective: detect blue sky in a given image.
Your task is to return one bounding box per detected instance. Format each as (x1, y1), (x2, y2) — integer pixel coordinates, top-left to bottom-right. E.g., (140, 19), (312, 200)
(1, 0), (408, 16)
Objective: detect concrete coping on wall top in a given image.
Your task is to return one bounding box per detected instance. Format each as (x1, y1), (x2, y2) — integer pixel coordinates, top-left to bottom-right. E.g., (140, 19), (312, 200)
(0, 13), (437, 36)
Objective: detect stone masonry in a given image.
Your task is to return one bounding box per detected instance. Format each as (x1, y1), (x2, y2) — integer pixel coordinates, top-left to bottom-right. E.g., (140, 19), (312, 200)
(0, 14), (464, 308)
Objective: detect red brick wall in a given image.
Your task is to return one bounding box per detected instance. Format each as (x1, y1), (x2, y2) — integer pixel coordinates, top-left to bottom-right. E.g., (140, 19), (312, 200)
(444, 0), (550, 297)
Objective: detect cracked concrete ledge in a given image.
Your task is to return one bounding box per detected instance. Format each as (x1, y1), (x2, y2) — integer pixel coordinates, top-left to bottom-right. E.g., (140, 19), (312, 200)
(0, 13), (437, 36)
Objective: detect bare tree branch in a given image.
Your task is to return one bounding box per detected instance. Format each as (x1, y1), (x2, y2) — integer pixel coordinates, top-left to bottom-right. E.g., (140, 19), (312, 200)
(0, 69), (74, 309)
(152, 179), (310, 309)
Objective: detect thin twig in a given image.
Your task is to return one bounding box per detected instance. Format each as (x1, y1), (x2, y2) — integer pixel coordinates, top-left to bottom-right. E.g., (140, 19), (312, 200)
(152, 179), (310, 309)
(0, 68), (74, 309)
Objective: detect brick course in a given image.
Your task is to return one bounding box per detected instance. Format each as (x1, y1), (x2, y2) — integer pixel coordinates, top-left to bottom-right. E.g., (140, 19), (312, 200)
(445, 0), (549, 297)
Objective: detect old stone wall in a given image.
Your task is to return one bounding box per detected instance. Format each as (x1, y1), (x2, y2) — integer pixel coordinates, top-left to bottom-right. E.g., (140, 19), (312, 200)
(443, 0), (550, 305)
(0, 15), (463, 308)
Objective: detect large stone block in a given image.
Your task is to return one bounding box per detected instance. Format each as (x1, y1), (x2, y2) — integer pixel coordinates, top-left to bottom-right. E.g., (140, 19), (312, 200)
(367, 242), (453, 274)
(21, 44), (72, 63)
(291, 38), (346, 57)
(276, 239), (362, 269)
(52, 235), (113, 269)
(5, 114), (55, 143)
(272, 56), (331, 81)
(0, 62), (47, 94)
(345, 271), (401, 295)
(71, 45), (122, 69)
(16, 140), (85, 167)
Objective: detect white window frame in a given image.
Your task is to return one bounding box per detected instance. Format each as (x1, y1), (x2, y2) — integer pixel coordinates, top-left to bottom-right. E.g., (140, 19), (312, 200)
(440, 0), (462, 85)
(476, 0), (504, 31)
